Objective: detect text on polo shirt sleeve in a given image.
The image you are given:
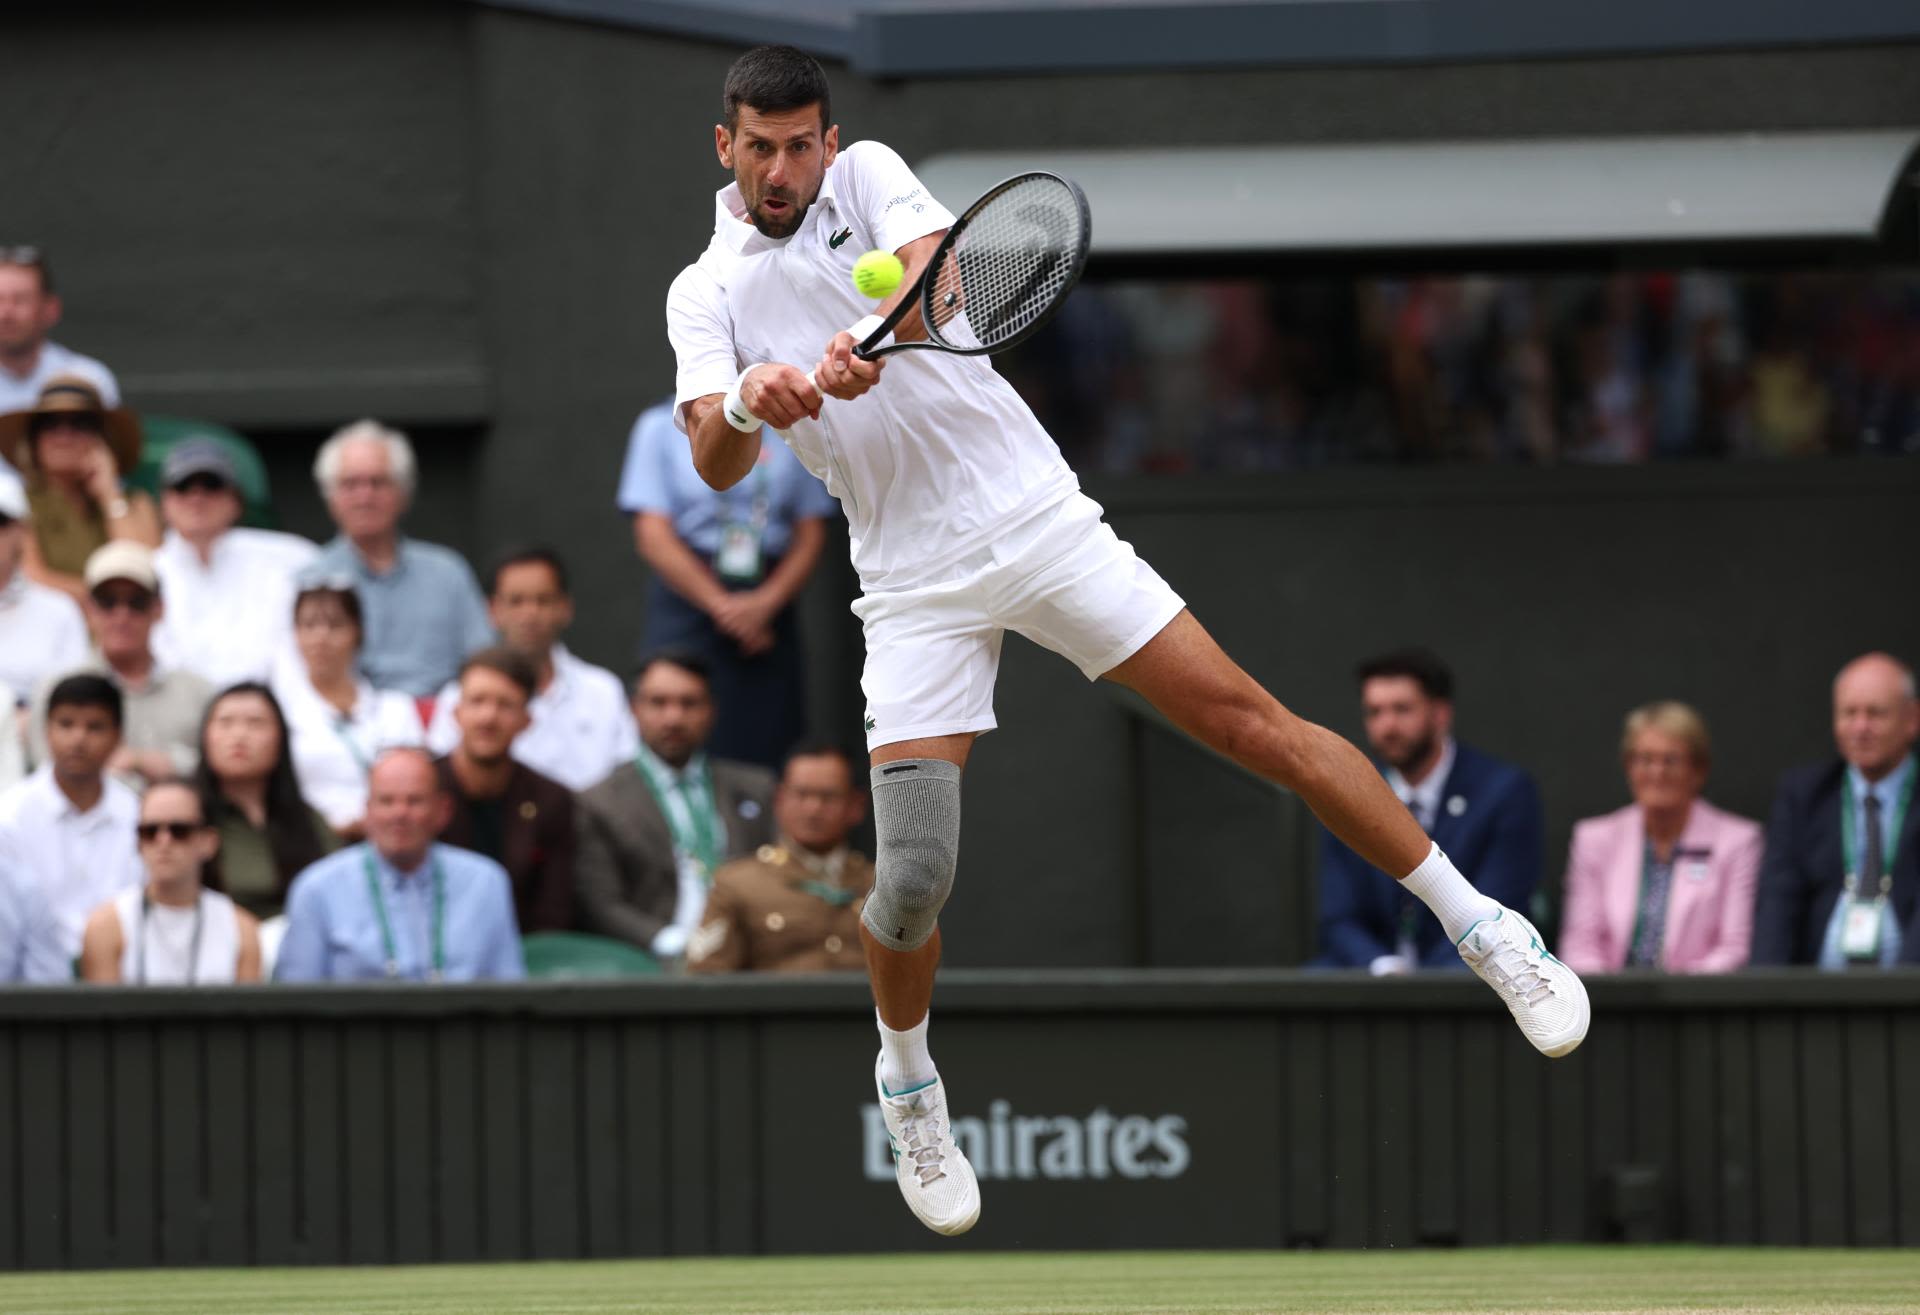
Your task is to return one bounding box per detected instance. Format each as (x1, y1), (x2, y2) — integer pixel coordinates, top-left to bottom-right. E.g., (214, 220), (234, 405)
(840, 140), (957, 257)
(666, 265), (742, 432)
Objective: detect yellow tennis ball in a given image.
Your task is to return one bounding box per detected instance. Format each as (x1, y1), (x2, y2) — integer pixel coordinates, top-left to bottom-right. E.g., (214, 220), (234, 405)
(852, 249), (904, 299)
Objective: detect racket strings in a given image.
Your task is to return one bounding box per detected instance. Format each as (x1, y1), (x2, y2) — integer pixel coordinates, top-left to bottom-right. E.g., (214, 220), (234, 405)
(928, 176), (1086, 353)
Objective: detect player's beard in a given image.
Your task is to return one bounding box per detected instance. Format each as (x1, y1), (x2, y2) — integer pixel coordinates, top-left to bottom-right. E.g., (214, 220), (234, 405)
(747, 184), (815, 238)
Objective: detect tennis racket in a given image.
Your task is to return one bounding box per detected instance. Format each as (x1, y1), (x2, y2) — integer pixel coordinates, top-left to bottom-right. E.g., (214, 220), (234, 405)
(806, 170), (1091, 391)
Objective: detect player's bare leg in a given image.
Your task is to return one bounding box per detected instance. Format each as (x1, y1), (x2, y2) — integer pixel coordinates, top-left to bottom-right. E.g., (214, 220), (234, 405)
(864, 733), (981, 1234)
(1106, 609), (1589, 1057)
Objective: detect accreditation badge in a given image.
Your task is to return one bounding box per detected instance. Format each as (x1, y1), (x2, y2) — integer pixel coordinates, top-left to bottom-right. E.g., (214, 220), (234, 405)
(1839, 888), (1884, 962)
(716, 520), (764, 584)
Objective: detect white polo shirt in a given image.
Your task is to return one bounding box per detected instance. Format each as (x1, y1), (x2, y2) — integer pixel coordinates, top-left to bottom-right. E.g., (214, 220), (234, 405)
(0, 765), (142, 957)
(274, 673), (425, 830)
(0, 343), (120, 477)
(0, 573), (88, 702)
(152, 527), (318, 688)
(426, 645), (638, 792)
(666, 139), (1078, 593)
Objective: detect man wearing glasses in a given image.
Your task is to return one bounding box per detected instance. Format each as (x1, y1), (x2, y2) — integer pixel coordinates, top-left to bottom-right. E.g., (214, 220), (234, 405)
(0, 247), (119, 478)
(29, 541), (213, 793)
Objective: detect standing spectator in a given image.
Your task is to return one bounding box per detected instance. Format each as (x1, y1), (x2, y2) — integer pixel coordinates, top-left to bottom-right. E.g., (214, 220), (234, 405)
(0, 852), (67, 984)
(276, 748), (524, 982)
(1558, 702), (1762, 973)
(29, 541), (213, 793)
(435, 648), (575, 933)
(1753, 652), (1920, 968)
(1315, 649), (1543, 972)
(190, 683), (337, 920)
(576, 651), (775, 960)
(310, 420), (492, 699)
(0, 469), (88, 700)
(620, 395), (835, 770)
(0, 377), (160, 605)
(0, 675), (142, 956)
(78, 780), (262, 984)
(426, 547), (636, 791)
(152, 440), (317, 688)
(689, 742), (873, 974)
(273, 579), (423, 836)
(0, 248), (119, 478)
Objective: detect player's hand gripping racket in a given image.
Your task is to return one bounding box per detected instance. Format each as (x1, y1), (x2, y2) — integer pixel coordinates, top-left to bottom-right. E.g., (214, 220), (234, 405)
(804, 170), (1092, 394)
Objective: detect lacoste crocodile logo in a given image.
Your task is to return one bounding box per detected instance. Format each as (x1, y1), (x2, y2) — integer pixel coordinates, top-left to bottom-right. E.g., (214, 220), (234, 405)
(828, 227), (853, 249)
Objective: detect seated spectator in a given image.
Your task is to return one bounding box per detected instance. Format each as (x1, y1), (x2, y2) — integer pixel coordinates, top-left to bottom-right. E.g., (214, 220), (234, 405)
(29, 542), (213, 793)
(310, 421), (492, 699)
(0, 852), (67, 984)
(1754, 652), (1920, 968)
(273, 579), (423, 836)
(1559, 702), (1762, 973)
(426, 547), (636, 791)
(689, 742), (873, 973)
(78, 780), (262, 984)
(276, 748), (524, 982)
(152, 441), (317, 688)
(1316, 649), (1542, 972)
(0, 679), (20, 793)
(0, 469), (88, 700)
(435, 648), (575, 933)
(190, 683), (337, 920)
(0, 249), (120, 478)
(622, 395), (835, 770)
(0, 675), (142, 957)
(0, 377), (160, 604)
(576, 651), (774, 960)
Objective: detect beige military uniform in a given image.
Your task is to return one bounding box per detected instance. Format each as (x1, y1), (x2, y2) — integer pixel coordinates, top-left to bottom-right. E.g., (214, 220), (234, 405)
(686, 840), (874, 973)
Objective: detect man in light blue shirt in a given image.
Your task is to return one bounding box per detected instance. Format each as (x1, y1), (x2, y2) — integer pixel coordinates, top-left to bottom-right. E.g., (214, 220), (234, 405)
(620, 396), (837, 769)
(310, 420), (495, 698)
(276, 747), (524, 982)
(0, 853), (69, 983)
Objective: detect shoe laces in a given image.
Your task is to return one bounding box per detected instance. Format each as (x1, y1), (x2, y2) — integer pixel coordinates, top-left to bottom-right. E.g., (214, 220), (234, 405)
(891, 1090), (950, 1186)
(1480, 935), (1554, 1007)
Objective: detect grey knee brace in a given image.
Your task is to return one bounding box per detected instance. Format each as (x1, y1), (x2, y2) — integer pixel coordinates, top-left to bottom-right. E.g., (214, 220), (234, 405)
(861, 758), (963, 952)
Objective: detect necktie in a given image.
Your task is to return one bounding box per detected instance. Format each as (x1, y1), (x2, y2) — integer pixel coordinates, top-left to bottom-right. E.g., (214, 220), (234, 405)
(1863, 793), (1884, 882)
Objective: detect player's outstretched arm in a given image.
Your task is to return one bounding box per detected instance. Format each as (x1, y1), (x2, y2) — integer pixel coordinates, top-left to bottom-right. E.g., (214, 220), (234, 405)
(683, 366), (822, 490)
(815, 230), (947, 399)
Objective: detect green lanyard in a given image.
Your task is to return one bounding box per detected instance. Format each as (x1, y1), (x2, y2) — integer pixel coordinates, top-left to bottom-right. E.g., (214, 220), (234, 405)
(634, 750), (722, 882)
(361, 848), (445, 980)
(1841, 759), (1916, 890)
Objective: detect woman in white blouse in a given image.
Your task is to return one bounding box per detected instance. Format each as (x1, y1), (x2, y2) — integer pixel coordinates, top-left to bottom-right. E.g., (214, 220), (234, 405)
(273, 579), (422, 838)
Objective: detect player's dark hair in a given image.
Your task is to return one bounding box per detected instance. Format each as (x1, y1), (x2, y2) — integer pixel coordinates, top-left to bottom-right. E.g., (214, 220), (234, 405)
(460, 645), (540, 702)
(487, 544), (569, 598)
(1355, 648), (1454, 702)
(47, 673), (123, 730)
(723, 44), (830, 134)
(781, 740), (859, 784)
(632, 647), (712, 693)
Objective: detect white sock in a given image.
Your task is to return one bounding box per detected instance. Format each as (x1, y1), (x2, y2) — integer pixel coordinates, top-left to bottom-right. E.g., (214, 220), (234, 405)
(1400, 842), (1501, 943)
(877, 1008), (936, 1093)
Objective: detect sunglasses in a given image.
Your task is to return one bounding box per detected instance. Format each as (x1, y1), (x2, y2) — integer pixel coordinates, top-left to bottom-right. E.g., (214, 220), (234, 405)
(30, 413), (104, 437)
(91, 590), (154, 614)
(136, 821), (204, 843)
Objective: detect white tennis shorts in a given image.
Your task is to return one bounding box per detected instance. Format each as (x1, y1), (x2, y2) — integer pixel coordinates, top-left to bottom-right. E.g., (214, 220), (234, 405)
(855, 492), (1185, 750)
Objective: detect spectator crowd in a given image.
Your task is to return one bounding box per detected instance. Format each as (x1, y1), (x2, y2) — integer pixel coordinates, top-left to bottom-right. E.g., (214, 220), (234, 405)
(1, 246), (1916, 987)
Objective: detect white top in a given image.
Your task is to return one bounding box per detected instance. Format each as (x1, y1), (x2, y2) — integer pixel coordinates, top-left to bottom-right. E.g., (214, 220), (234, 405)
(0, 766), (142, 956)
(0, 343), (120, 477)
(0, 572), (89, 701)
(152, 527), (319, 688)
(426, 644), (638, 792)
(667, 139), (1079, 593)
(274, 673), (425, 829)
(112, 885), (242, 985)
(0, 680), (21, 793)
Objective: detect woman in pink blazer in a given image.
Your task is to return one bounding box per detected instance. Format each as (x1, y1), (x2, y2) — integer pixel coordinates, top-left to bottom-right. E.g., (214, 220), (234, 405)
(1559, 701), (1763, 974)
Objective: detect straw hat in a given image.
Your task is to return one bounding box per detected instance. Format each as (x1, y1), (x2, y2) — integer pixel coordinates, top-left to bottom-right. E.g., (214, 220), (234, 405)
(0, 375), (142, 475)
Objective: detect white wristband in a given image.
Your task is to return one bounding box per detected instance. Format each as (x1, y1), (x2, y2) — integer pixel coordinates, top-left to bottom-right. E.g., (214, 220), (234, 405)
(847, 314), (891, 351)
(721, 366), (762, 433)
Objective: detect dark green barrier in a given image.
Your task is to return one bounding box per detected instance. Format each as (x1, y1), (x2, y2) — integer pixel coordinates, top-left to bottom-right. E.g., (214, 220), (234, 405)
(1, 971), (1916, 1268)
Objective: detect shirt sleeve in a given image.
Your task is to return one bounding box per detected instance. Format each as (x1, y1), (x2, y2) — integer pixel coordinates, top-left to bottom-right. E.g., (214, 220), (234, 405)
(617, 401), (680, 515)
(273, 867), (330, 982)
(479, 860), (526, 981)
(453, 560), (496, 658)
(840, 140), (957, 256)
(666, 264), (742, 431)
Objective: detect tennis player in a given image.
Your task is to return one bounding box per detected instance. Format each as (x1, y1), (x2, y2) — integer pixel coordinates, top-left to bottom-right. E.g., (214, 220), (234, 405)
(668, 45), (1589, 1236)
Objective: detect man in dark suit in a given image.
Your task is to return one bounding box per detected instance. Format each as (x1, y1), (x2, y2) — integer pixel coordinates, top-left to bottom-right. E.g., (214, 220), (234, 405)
(1752, 652), (1920, 968)
(1316, 648), (1543, 972)
(435, 647), (576, 933)
(575, 649), (775, 960)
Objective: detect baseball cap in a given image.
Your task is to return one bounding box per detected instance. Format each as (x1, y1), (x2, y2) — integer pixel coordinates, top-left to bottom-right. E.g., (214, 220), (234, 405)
(160, 438), (238, 490)
(0, 470), (26, 521)
(84, 540), (160, 593)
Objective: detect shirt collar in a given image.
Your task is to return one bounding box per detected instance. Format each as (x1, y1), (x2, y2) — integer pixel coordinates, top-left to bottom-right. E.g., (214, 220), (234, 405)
(341, 535), (410, 579)
(1387, 738), (1456, 807)
(781, 833), (848, 884)
(637, 741), (707, 785)
(31, 765), (116, 826)
(1849, 754), (1915, 807)
(711, 166), (838, 255)
(371, 842), (438, 885)
(0, 571), (24, 606)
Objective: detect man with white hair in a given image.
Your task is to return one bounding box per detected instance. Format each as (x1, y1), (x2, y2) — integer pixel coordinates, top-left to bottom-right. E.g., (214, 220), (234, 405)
(310, 420), (493, 699)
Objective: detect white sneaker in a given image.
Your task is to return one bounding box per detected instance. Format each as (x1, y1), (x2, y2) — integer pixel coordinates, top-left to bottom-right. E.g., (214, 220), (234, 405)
(874, 1054), (981, 1236)
(1456, 907), (1590, 1058)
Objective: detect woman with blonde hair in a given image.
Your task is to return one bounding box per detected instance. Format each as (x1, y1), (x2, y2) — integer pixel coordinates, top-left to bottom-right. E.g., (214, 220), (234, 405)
(1559, 701), (1762, 973)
